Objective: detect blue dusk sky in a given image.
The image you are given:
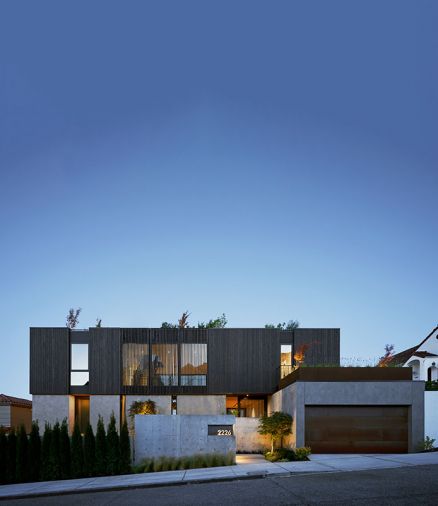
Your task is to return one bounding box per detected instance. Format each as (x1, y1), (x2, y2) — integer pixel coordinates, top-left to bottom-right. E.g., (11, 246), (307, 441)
(0, 1), (437, 399)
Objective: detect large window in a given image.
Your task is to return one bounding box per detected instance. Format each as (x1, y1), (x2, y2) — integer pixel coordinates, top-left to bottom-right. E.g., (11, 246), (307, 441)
(280, 344), (292, 379)
(122, 343), (149, 386)
(151, 344), (178, 386)
(71, 344), (89, 386)
(180, 343), (207, 386)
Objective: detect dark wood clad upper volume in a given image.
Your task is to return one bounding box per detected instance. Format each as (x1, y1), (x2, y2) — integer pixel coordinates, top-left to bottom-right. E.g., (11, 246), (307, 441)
(30, 328), (70, 394)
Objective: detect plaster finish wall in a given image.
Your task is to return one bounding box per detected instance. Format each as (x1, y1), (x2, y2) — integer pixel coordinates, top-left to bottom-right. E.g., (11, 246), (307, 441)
(177, 395), (225, 415)
(125, 395), (171, 433)
(134, 414), (236, 462)
(90, 395), (120, 432)
(425, 391), (438, 443)
(32, 395), (70, 428)
(234, 417), (272, 452)
(11, 406), (32, 433)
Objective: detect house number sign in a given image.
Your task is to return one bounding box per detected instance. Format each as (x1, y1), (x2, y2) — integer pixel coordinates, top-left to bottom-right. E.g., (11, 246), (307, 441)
(208, 425), (234, 436)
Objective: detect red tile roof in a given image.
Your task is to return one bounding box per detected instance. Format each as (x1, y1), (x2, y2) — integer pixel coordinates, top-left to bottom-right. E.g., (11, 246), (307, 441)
(0, 394), (32, 409)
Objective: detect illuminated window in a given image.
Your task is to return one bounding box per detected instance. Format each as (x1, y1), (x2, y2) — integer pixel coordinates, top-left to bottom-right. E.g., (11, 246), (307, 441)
(151, 344), (178, 386)
(122, 343), (149, 386)
(280, 344), (292, 379)
(75, 396), (90, 434)
(180, 343), (207, 386)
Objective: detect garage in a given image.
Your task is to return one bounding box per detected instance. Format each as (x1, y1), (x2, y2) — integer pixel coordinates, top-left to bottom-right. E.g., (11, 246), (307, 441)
(305, 405), (409, 453)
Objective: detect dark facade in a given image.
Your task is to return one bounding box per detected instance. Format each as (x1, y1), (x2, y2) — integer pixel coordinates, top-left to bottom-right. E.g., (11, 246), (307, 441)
(30, 327), (340, 396)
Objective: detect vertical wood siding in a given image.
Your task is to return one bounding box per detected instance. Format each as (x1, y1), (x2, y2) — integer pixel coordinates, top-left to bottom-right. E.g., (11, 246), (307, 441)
(89, 328), (121, 394)
(29, 328), (69, 394)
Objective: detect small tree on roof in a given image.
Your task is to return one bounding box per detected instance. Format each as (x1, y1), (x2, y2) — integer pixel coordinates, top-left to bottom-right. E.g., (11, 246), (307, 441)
(66, 308), (82, 329)
(258, 412), (293, 452)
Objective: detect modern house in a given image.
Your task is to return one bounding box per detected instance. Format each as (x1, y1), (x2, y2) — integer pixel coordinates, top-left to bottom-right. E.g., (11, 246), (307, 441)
(30, 326), (424, 453)
(0, 394), (32, 433)
(390, 326), (438, 381)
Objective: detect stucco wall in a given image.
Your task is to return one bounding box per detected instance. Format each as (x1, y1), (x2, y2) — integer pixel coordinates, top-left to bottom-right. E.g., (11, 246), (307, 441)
(0, 406), (10, 428)
(425, 391), (438, 443)
(177, 395), (225, 415)
(32, 395), (70, 428)
(134, 414), (236, 462)
(90, 395), (120, 432)
(234, 417), (270, 452)
(11, 406), (32, 433)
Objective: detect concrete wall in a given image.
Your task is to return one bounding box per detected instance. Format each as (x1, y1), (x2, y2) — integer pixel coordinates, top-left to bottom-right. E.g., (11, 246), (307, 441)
(177, 395), (225, 415)
(234, 418), (270, 452)
(0, 406), (10, 428)
(134, 414), (236, 462)
(269, 381), (424, 452)
(32, 395), (71, 428)
(90, 395), (120, 432)
(425, 391), (438, 443)
(125, 395), (171, 433)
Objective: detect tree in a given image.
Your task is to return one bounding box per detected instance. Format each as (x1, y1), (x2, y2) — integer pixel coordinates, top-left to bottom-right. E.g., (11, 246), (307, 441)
(28, 422), (41, 482)
(49, 421), (61, 480)
(70, 421), (84, 478)
(66, 308), (82, 329)
(41, 424), (52, 481)
(83, 424), (96, 477)
(265, 320), (300, 330)
(0, 428), (7, 484)
(16, 425), (29, 483)
(6, 429), (17, 483)
(106, 413), (120, 475)
(161, 322), (178, 329)
(178, 311), (190, 328)
(95, 318), (102, 327)
(198, 313), (228, 329)
(258, 412), (293, 452)
(378, 344), (395, 367)
(59, 419), (70, 479)
(119, 421), (131, 474)
(95, 415), (107, 476)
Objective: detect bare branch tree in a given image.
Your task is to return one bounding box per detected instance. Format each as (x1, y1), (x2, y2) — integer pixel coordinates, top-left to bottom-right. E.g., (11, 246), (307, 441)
(66, 308), (82, 329)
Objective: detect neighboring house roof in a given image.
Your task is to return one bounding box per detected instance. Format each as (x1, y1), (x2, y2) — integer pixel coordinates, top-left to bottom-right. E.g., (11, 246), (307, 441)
(0, 394), (32, 409)
(413, 351), (438, 358)
(389, 326), (438, 365)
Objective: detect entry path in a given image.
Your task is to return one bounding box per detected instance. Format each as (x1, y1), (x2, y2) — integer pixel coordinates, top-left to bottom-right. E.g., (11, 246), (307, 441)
(1, 452), (438, 501)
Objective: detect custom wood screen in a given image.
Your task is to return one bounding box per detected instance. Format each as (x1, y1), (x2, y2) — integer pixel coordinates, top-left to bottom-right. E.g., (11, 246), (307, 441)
(305, 405), (409, 453)
(122, 343), (149, 386)
(151, 344), (178, 386)
(180, 343), (207, 386)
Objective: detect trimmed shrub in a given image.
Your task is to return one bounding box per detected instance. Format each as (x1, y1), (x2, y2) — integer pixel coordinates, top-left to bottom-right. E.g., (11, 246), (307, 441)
(264, 447), (311, 462)
(28, 422), (41, 482)
(59, 419), (70, 479)
(70, 421), (84, 478)
(0, 429), (7, 484)
(106, 413), (120, 475)
(50, 422), (61, 480)
(16, 425), (29, 483)
(119, 421), (131, 474)
(84, 424), (96, 477)
(41, 424), (52, 481)
(95, 415), (107, 476)
(6, 429), (17, 483)
(294, 447), (311, 461)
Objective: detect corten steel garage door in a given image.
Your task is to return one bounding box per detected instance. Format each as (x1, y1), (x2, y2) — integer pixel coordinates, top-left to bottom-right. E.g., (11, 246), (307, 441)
(305, 406), (409, 453)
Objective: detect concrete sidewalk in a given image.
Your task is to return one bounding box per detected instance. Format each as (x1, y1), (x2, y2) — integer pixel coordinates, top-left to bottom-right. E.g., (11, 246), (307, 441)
(1, 452), (438, 500)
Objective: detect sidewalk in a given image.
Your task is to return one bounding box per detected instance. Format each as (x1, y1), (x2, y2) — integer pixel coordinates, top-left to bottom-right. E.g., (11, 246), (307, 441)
(1, 452), (438, 500)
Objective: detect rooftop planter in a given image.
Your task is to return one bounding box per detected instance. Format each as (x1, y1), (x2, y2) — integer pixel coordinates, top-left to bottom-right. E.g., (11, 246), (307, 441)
(279, 366), (413, 389)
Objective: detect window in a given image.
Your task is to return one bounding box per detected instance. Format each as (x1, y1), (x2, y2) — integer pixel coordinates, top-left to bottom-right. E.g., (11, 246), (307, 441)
(122, 343), (149, 386)
(75, 396), (89, 434)
(71, 344), (89, 386)
(151, 344), (178, 386)
(180, 343), (207, 386)
(280, 344), (292, 379)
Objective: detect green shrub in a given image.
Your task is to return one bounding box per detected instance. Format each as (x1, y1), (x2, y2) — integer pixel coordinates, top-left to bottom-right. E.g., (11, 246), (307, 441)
(119, 421), (131, 474)
(0, 429), (7, 484)
(59, 419), (70, 479)
(6, 429), (17, 483)
(16, 425), (29, 483)
(128, 400), (156, 418)
(95, 415), (107, 475)
(70, 421), (84, 478)
(419, 436), (436, 451)
(106, 413), (120, 475)
(49, 422), (61, 480)
(28, 422), (41, 483)
(294, 447), (311, 461)
(425, 381), (438, 391)
(84, 424), (96, 477)
(41, 424), (52, 481)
